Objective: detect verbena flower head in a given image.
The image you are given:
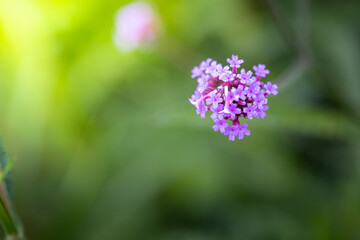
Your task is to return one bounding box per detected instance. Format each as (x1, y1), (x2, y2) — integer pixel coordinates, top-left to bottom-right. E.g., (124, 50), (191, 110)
(114, 1), (159, 52)
(189, 55), (277, 141)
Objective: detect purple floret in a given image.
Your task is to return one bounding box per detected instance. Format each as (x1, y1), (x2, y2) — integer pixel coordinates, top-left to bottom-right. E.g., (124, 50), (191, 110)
(224, 125), (238, 141)
(243, 104), (256, 120)
(237, 123), (250, 139)
(253, 64), (270, 78)
(199, 58), (212, 71)
(244, 83), (260, 100)
(219, 70), (235, 82)
(210, 104), (224, 120)
(213, 118), (228, 134)
(263, 81), (278, 95)
(206, 91), (223, 109)
(227, 55), (244, 69)
(226, 103), (242, 120)
(253, 96), (267, 109)
(191, 66), (203, 78)
(196, 75), (209, 92)
(237, 69), (253, 84)
(196, 101), (207, 119)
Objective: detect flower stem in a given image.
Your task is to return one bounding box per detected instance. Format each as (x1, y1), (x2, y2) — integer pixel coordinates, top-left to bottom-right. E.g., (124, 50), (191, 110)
(0, 168), (25, 240)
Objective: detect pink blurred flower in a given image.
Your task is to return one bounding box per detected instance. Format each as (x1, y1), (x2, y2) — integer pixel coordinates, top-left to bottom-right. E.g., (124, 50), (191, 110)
(114, 1), (159, 52)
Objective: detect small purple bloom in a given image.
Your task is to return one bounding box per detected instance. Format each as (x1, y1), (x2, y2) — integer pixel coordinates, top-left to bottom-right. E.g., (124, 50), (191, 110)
(244, 83), (260, 100)
(205, 61), (225, 78)
(224, 125), (238, 141)
(247, 76), (256, 85)
(191, 66), (203, 78)
(189, 90), (202, 103)
(253, 96), (267, 109)
(227, 55), (244, 68)
(210, 104), (224, 120)
(212, 64), (225, 77)
(243, 104), (257, 120)
(196, 75), (209, 92)
(235, 85), (247, 100)
(229, 87), (240, 102)
(217, 66), (229, 76)
(206, 91), (223, 109)
(226, 87), (238, 103)
(258, 105), (269, 119)
(257, 88), (266, 97)
(196, 101), (207, 119)
(219, 70), (235, 82)
(253, 64), (270, 77)
(237, 69), (253, 84)
(213, 118), (228, 134)
(263, 81), (278, 95)
(199, 58), (212, 71)
(237, 123), (251, 139)
(205, 61), (218, 75)
(227, 103), (242, 120)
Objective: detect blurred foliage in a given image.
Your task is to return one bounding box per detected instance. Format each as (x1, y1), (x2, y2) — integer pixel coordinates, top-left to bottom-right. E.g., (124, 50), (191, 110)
(0, 0), (360, 239)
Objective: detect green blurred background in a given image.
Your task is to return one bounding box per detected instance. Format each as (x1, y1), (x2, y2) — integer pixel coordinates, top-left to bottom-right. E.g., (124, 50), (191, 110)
(0, 0), (360, 239)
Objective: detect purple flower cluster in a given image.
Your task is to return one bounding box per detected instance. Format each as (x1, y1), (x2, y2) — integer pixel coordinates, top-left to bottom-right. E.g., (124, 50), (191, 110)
(189, 55), (278, 141)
